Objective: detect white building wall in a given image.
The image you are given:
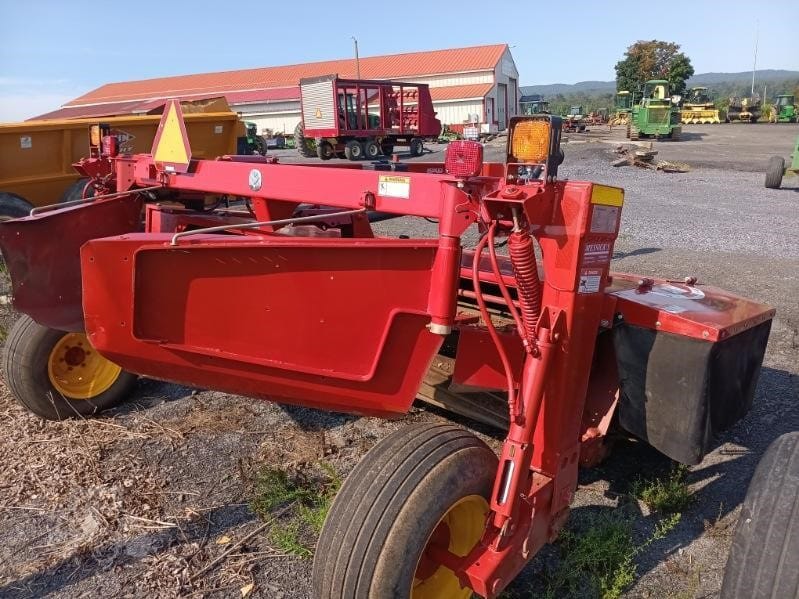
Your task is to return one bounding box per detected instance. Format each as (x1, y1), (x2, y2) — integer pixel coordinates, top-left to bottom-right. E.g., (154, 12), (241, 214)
(434, 100), (484, 126)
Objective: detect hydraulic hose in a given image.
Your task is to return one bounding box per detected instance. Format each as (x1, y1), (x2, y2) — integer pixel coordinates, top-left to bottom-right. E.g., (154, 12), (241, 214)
(472, 224), (519, 420)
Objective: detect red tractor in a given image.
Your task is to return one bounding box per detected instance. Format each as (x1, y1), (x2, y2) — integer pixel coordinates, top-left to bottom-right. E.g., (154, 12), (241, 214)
(295, 75), (441, 160)
(0, 102), (774, 598)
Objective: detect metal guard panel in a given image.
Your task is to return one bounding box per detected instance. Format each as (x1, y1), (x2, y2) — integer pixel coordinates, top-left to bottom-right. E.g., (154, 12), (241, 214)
(0, 196), (142, 332)
(608, 273), (775, 342)
(81, 234), (442, 417)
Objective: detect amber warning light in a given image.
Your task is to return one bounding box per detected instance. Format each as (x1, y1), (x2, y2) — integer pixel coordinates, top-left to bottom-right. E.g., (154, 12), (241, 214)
(445, 140), (483, 178)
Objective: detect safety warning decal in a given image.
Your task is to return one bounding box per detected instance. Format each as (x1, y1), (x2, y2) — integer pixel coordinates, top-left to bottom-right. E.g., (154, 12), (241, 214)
(578, 268), (602, 294)
(378, 175), (411, 199)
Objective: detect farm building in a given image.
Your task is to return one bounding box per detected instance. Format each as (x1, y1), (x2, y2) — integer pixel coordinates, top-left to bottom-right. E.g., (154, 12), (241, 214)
(34, 44), (520, 134)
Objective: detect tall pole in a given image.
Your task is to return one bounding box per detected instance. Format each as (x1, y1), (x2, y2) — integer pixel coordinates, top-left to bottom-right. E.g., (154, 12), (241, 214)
(751, 21), (758, 96)
(352, 36), (361, 79)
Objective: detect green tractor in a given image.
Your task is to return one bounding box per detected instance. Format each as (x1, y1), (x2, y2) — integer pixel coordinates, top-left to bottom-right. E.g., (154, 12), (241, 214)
(773, 94), (797, 123)
(626, 80), (682, 140)
(764, 134), (799, 189)
(611, 91), (635, 125)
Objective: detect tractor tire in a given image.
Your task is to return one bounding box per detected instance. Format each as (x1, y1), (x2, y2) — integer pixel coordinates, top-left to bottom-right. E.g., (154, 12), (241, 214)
(721, 432), (799, 599)
(2, 315), (138, 420)
(409, 138), (424, 157)
(363, 140), (380, 160)
(0, 192), (33, 221)
(317, 141), (334, 161)
(764, 156), (785, 189)
(60, 178), (96, 204)
(670, 128), (681, 141)
(380, 143), (394, 157)
(628, 122), (640, 141)
(312, 422), (497, 599)
(294, 122), (316, 158)
(344, 140), (363, 161)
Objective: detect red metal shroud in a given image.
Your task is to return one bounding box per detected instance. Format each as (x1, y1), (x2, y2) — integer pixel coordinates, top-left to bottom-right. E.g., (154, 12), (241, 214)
(80, 233), (443, 417)
(0, 196), (142, 331)
(608, 274), (775, 340)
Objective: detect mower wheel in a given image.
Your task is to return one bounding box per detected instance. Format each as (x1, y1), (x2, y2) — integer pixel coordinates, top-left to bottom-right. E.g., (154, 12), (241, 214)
(721, 432), (799, 598)
(0, 192), (33, 221)
(410, 138), (424, 157)
(764, 156), (785, 189)
(2, 315), (137, 420)
(344, 140), (362, 160)
(313, 422), (496, 599)
(363, 140), (380, 160)
(317, 141), (334, 161)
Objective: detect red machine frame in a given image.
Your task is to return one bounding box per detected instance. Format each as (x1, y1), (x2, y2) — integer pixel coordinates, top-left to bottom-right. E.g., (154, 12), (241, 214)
(0, 104), (773, 598)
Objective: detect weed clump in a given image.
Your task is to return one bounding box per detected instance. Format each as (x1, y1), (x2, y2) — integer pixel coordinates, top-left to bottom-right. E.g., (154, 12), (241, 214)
(249, 462), (340, 557)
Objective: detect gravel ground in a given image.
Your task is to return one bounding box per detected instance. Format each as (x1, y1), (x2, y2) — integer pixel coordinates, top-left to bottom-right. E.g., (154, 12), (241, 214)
(0, 125), (797, 598)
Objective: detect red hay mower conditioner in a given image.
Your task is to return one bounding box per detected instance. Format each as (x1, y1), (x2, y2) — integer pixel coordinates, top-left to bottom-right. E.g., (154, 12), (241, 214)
(296, 75), (441, 160)
(0, 101), (774, 598)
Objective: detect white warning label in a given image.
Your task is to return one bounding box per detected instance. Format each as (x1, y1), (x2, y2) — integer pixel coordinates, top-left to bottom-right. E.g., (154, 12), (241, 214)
(378, 175), (411, 199)
(578, 269), (602, 294)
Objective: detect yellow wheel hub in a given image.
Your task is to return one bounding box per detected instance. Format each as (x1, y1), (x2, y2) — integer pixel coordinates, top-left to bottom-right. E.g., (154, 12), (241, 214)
(47, 332), (121, 400)
(412, 495), (489, 599)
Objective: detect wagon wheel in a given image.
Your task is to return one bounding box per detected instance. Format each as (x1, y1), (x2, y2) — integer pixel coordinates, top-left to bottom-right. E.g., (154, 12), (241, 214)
(294, 122), (316, 158)
(2, 315), (137, 420)
(313, 422), (497, 598)
(0, 192), (33, 221)
(317, 141), (335, 161)
(380, 142), (394, 157)
(363, 140), (380, 160)
(344, 140), (363, 160)
(409, 138), (424, 157)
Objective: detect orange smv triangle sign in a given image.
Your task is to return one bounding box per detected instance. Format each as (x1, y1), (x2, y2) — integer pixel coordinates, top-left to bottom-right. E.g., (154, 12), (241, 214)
(151, 99), (192, 173)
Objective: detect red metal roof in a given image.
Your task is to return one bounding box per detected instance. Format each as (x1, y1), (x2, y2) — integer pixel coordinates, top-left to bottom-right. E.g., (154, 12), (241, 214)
(431, 84), (493, 101)
(66, 44), (507, 107)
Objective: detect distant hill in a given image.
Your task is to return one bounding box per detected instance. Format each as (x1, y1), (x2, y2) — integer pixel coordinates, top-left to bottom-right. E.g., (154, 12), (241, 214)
(521, 70), (799, 96)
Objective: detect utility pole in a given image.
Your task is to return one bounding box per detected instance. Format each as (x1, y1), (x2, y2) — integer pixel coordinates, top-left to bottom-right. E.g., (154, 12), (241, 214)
(751, 21), (758, 96)
(352, 37), (361, 79)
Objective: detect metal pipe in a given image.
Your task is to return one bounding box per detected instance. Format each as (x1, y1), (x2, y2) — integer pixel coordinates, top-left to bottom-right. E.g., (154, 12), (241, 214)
(29, 185), (162, 216)
(169, 207), (367, 246)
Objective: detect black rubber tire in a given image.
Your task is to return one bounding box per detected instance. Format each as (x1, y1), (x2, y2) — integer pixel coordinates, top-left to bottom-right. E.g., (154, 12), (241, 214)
(409, 138), (424, 157)
(344, 140), (362, 161)
(363, 140), (380, 160)
(294, 122), (316, 158)
(317, 141), (334, 161)
(721, 432), (799, 599)
(380, 143), (394, 157)
(2, 315), (138, 420)
(59, 178), (97, 203)
(0, 191), (34, 221)
(312, 422), (497, 598)
(764, 156), (785, 189)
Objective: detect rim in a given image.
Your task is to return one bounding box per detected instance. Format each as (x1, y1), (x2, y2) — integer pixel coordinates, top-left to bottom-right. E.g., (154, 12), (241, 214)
(412, 494), (488, 599)
(47, 332), (122, 399)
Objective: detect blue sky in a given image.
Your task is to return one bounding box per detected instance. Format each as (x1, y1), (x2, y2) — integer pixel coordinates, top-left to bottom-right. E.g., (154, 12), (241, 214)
(1, 1), (796, 121)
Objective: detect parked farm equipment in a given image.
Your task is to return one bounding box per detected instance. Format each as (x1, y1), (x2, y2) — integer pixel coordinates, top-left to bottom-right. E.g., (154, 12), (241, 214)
(0, 102), (774, 598)
(627, 80), (682, 140)
(611, 91), (634, 126)
(561, 105), (586, 132)
(727, 95), (762, 123)
(771, 94), (796, 123)
(681, 87), (721, 124)
(295, 75), (441, 160)
(0, 99), (245, 220)
(520, 94), (550, 115)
